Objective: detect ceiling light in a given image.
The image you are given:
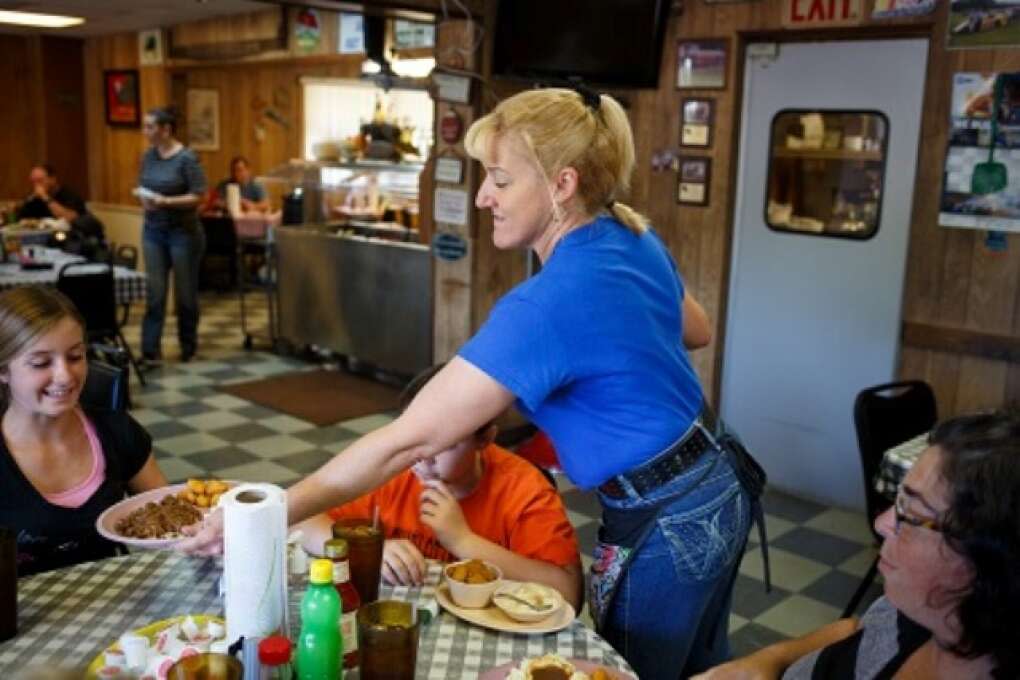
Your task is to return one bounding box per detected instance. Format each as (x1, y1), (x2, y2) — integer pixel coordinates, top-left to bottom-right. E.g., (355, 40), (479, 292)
(0, 10), (84, 28)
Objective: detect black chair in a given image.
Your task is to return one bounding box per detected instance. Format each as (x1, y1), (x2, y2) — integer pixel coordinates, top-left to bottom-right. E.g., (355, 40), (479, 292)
(113, 244), (139, 270)
(80, 356), (129, 411)
(110, 244), (140, 327)
(842, 380), (937, 617)
(56, 262), (146, 386)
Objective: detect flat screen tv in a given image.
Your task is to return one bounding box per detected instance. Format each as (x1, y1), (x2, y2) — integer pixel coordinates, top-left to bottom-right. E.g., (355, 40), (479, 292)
(492, 0), (671, 89)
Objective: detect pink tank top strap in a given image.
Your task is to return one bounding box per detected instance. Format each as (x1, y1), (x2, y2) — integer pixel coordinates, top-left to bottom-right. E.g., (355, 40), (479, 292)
(41, 408), (107, 509)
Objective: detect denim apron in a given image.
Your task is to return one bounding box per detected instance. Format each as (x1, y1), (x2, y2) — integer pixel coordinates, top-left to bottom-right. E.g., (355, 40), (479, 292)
(588, 410), (769, 631)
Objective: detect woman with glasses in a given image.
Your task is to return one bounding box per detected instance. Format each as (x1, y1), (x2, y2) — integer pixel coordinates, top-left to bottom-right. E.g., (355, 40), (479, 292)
(694, 411), (1020, 680)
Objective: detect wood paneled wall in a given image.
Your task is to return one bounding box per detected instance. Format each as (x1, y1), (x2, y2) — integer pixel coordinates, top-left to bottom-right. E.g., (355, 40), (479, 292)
(84, 33), (169, 206)
(468, 2), (1020, 414)
(73, 1), (1020, 417)
(0, 36), (87, 201)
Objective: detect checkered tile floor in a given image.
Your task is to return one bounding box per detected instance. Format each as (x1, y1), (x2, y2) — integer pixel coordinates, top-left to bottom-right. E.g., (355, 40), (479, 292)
(121, 292), (881, 658)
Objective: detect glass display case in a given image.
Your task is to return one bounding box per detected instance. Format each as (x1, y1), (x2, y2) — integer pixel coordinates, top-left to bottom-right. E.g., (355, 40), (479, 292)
(766, 110), (888, 239)
(259, 159), (423, 238)
(265, 159), (432, 377)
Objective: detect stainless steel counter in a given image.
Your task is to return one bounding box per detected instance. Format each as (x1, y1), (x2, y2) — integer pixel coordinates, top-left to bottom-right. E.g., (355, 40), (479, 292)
(276, 223), (432, 377)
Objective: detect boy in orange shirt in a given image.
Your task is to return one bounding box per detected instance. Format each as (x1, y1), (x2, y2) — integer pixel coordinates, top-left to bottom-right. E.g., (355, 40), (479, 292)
(297, 365), (583, 610)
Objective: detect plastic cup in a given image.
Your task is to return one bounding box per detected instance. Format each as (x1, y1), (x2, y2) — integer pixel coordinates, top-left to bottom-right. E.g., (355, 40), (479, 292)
(332, 518), (384, 603)
(118, 633), (149, 672)
(357, 601), (419, 680)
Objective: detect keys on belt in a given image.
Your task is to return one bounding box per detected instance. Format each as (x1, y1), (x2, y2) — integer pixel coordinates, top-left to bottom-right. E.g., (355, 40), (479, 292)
(598, 413), (717, 500)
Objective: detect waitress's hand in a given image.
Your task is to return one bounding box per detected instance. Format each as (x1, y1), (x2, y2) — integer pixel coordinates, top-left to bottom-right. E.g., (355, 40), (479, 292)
(177, 506), (225, 556)
(381, 539), (426, 586)
(419, 480), (471, 552)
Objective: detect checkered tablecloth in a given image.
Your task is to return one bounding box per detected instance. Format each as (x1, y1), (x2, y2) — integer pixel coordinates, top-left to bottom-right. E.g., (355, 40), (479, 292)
(0, 249), (146, 306)
(874, 433), (928, 499)
(1, 552), (631, 679)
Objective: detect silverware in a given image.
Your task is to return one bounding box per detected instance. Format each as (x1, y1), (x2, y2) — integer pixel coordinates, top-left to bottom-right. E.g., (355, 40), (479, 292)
(493, 592), (553, 611)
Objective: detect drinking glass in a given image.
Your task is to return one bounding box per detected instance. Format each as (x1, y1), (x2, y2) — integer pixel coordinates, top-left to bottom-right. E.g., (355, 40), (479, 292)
(332, 518), (384, 603)
(357, 601), (419, 680)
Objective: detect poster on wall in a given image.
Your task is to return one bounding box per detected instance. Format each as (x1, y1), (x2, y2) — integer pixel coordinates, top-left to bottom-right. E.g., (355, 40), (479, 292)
(138, 29), (163, 66)
(104, 70), (140, 127)
(338, 13), (364, 54)
(295, 8), (322, 52)
(872, 0), (935, 20)
(948, 4), (1020, 49)
(938, 72), (1020, 232)
(187, 89), (220, 151)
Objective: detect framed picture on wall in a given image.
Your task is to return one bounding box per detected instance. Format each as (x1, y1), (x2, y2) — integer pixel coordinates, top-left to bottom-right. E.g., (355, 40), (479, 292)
(681, 98), (714, 147)
(677, 156), (712, 206)
(676, 39), (728, 89)
(104, 70), (140, 127)
(187, 88), (220, 151)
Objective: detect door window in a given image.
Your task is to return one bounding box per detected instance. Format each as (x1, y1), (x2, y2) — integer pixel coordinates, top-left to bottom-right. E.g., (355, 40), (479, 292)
(765, 110), (888, 239)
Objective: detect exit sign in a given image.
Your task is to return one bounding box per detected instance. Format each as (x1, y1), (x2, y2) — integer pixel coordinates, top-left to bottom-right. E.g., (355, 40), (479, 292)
(783, 0), (864, 28)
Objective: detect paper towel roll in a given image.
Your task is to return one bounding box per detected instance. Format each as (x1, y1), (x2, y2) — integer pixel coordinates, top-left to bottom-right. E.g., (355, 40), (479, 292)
(226, 182), (242, 217)
(223, 483), (288, 646)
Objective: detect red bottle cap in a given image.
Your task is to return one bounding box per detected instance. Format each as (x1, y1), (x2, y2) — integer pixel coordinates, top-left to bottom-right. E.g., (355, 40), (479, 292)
(258, 635), (292, 666)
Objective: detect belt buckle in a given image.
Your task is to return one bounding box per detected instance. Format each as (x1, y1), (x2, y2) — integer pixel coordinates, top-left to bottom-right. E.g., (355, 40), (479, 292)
(599, 478), (627, 499)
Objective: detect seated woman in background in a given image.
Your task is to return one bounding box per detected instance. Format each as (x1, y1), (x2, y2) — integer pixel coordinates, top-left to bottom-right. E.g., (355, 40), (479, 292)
(206, 156), (270, 214)
(694, 411), (1020, 680)
(0, 287), (167, 576)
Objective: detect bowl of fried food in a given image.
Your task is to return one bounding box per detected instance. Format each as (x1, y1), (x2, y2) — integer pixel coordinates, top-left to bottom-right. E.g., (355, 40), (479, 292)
(491, 582), (564, 623)
(96, 480), (233, 549)
(445, 559), (502, 609)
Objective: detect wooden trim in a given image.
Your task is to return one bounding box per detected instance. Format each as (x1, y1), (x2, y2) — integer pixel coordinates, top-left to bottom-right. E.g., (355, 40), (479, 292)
(902, 323), (1020, 364)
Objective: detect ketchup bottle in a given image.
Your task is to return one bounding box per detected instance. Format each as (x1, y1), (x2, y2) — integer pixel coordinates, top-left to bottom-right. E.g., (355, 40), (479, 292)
(324, 538), (361, 670)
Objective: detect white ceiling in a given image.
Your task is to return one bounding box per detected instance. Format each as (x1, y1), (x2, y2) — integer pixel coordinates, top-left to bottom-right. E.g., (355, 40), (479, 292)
(0, 0), (272, 37)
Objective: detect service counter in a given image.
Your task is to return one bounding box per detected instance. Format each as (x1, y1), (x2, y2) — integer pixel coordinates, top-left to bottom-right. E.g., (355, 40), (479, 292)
(275, 222), (432, 377)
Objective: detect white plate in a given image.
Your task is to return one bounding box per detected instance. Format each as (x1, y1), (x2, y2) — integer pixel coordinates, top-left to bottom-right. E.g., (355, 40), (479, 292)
(478, 659), (636, 680)
(95, 483), (225, 550)
(435, 581), (575, 635)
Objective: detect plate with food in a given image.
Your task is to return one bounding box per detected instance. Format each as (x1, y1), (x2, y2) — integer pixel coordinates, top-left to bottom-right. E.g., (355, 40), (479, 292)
(96, 479), (233, 549)
(479, 654), (636, 680)
(85, 614), (228, 679)
(436, 560), (574, 635)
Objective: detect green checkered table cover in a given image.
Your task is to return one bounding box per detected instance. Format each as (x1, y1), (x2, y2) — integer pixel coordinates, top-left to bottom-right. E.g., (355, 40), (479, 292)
(874, 433), (928, 499)
(1, 551), (631, 678)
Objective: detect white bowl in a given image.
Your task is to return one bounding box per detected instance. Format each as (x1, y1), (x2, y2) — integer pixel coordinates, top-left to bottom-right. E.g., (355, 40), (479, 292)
(491, 582), (563, 623)
(444, 560), (502, 609)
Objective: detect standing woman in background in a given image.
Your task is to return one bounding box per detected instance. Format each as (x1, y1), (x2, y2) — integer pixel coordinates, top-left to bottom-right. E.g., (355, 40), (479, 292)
(136, 106), (207, 364)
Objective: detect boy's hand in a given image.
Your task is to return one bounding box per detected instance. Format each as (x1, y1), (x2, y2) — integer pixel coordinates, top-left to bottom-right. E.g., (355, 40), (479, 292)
(381, 539), (426, 586)
(420, 480), (472, 551)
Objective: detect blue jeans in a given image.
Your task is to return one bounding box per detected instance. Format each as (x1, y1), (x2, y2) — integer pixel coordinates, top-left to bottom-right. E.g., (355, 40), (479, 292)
(142, 224), (206, 357)
(596, 444), (751, 680)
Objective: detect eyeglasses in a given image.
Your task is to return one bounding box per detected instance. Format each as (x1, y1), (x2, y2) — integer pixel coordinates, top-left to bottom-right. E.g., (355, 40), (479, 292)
(893, 489), (944, 535)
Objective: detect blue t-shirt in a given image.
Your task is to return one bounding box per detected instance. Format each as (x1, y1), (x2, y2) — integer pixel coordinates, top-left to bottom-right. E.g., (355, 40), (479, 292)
(138, 146), (207, 231)
(459, 216), (704, 489)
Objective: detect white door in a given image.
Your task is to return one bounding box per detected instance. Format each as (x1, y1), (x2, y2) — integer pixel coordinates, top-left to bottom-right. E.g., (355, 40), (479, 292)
(720, 40), (928, 510)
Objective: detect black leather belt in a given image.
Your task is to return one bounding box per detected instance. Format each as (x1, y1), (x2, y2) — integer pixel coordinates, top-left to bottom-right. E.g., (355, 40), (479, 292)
(598, 408), (718, 499)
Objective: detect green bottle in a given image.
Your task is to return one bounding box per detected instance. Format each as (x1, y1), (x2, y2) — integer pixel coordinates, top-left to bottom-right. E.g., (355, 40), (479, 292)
(297, 558), (342, 680)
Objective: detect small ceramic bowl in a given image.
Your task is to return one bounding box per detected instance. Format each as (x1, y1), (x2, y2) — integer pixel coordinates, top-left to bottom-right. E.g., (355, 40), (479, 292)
(491, 582), (563, 623)
(444, 560), (503, 609)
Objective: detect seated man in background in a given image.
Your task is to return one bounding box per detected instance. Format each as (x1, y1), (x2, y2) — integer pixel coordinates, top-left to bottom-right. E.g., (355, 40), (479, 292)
(18, 164), (106, 259)
(694, 411), (1020, 680)
(18, 164), (86, 222)
(296, 364), (584, 611)
(205, 156), (270, 214)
